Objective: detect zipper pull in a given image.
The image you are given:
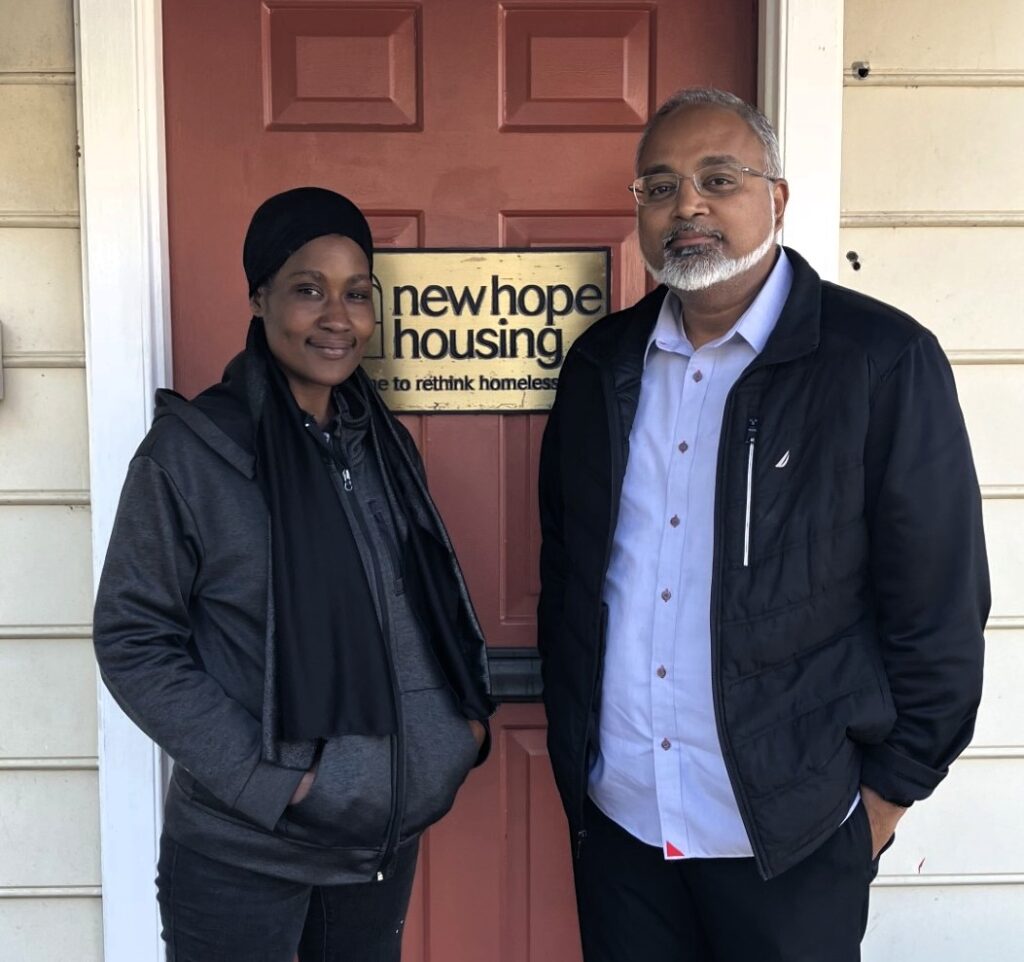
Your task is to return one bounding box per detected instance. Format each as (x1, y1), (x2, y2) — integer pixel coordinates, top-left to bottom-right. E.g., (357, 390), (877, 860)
(342, 468), (354, 492)
(376, 870), (384, 882)
(575, 828), (588, 859)
(745, 416), (760, 446)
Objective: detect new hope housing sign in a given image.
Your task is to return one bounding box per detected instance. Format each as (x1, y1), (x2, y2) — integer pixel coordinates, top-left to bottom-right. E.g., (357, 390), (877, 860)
(364, 248), (610, 411)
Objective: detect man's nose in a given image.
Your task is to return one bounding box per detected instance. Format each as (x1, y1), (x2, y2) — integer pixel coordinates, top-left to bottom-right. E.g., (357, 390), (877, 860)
(672, 177), (710, 218)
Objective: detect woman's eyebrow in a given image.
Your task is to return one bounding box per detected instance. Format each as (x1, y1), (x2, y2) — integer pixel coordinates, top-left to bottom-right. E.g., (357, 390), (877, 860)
(286, 270), (372, 283)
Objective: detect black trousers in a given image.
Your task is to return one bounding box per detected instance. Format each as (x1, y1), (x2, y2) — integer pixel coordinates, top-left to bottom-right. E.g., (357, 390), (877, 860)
(573, 799), (881, 962)
(156, 834), (418, 962)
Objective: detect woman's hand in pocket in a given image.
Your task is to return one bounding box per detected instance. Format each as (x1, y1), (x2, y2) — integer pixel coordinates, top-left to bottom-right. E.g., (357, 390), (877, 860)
(289, 765), (318, 806)
(468, 720), (486, 750)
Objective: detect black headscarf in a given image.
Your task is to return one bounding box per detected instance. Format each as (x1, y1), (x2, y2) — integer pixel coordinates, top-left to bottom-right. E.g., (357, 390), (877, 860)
(244, 186), (374, 295)
(241, 186), (394, 740)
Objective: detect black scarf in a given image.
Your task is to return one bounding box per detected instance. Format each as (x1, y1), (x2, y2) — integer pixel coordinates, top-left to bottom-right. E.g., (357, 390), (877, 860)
(203, 320), (397, 740)
(232, 185), (395, 739)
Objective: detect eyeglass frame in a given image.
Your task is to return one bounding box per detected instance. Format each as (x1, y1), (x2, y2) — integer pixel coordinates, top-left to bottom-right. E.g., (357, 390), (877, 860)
(628, 163), (784, 207)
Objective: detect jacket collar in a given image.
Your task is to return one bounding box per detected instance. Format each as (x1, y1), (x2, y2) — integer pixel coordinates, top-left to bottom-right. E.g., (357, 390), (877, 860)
(756, 246), (821, 368)
(583, 244), (823, 391)
(574, 246), (822, 445)
(154, 387), (257, 479)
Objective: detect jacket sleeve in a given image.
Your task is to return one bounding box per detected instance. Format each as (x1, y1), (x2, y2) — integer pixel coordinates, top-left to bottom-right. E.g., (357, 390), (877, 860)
(860, 331), (989, 804)
(93, 455), (302, 830)
(537, 357), (570, 663)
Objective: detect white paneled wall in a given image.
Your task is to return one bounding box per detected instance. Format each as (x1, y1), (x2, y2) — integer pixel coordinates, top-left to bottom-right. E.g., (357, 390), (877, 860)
(0, 229), (84, 355)
(836, 227), (1024, 353)
(843, 0), (1024, 72)
(843, 2), (1024, 958)
(0, 0), (100, 957)
(843, 88), (1024, 213)
(0, 898), (103, 962)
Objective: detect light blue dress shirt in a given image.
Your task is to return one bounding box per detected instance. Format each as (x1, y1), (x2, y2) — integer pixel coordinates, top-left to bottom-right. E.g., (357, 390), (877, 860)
(589, 248), (794, 859)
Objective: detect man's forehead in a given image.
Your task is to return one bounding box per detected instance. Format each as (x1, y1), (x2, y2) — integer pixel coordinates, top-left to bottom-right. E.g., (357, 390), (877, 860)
(638, 106), (761, 168)
(640, 154), (742, 177)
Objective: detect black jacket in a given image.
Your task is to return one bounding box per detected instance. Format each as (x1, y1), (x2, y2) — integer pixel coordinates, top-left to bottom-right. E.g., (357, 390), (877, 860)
(94, 366), (492, 884)
(538, 247), (988, 879)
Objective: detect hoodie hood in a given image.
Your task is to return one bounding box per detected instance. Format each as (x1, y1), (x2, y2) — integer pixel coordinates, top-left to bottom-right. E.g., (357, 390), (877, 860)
(154, 352), (258, 479)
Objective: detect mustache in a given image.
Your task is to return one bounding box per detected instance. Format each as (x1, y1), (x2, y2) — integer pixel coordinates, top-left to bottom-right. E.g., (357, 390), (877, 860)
(663, 222), (724, 248)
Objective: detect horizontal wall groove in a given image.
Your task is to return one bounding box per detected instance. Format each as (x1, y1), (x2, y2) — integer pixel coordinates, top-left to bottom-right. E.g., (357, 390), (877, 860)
(0, 71), (75, 85)
(841, 211), (1024, 228)
(0, 624), (92, 640)
(0, 757), (97, 771)
(0, 886), (101, 899)
(3, 351), (86, 369)
(874, 873), (1024, 888)
(980, 485), (1024, 500)
(947, 351), (1024, 366)
(961, 745), (1024, 760)
(845, 68), (1024, 88)
(0, 211), (80, 228)
(0, 490), (89, 506)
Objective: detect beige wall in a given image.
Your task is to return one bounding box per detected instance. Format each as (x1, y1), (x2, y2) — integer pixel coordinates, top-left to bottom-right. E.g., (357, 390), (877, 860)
(0, 1), (102, 959)
(841, 1), (1024, 957)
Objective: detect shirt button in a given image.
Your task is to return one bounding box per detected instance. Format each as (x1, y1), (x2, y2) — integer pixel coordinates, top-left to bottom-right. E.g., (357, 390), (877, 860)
(656, 665), (667, 678)
(678, 441), (689, 453)
(669, 515), (680, 527)
(661, 738), (672, 750)
(661, 588), (672, 602)
(692, 370), (703, 383)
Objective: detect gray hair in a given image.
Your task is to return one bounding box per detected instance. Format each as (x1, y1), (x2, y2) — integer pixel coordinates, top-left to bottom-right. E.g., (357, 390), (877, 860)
(635, 87), (783, 178)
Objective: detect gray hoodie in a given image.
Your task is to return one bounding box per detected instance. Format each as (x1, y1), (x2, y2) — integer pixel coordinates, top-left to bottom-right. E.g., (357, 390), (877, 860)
(94, 389), (483, 884)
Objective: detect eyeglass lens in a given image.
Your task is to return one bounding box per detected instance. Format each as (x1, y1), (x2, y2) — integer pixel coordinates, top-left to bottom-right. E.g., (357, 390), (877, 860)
(633, 164), (746, 204)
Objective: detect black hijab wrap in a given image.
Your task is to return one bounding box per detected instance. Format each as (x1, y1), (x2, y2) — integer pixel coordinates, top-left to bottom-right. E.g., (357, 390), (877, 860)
(239, 187), (392, 740)
(243, 186), (374, 295)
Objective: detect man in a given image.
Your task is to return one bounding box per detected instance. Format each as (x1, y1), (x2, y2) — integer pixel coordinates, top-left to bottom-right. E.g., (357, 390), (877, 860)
(537, 87), (988, 960)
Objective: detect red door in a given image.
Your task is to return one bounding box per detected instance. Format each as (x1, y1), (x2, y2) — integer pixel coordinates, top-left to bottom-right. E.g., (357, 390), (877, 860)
(163, 2), (757, 957)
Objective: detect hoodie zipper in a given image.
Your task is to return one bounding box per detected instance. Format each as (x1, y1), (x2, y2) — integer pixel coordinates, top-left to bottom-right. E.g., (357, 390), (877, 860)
(743, 417), (759, 567)
(327, 458), (405, 882)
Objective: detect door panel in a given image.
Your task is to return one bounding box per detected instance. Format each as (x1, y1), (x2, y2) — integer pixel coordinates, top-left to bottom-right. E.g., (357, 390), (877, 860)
(162, 1), (757, 956)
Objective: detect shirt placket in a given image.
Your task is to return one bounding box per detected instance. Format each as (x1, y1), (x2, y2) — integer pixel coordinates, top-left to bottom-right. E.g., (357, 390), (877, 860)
(651, 345), (715, 859)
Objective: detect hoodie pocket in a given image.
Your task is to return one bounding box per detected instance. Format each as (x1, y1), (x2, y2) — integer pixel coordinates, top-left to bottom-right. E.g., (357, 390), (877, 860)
(281, 733), (393, 848)
(399, 688), (479, 839)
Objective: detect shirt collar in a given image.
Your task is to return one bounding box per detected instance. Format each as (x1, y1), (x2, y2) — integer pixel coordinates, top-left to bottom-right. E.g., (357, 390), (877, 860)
(644, 246), (794, 367)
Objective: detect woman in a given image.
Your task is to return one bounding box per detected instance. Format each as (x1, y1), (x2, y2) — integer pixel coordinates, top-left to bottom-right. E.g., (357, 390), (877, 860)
(93, 187), (493, 961)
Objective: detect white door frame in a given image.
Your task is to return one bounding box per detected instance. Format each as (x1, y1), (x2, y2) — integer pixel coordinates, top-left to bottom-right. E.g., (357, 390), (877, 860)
(78, 2), (843, 958)
(78, 1), (171, 960)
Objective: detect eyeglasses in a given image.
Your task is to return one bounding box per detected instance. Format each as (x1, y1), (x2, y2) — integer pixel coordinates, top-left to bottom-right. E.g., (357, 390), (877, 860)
(628, 163), (780, 206)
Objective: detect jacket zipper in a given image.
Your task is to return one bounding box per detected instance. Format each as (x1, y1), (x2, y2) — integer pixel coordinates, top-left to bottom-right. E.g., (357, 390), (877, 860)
(328, 458), (405, 882)
(743, 417), (759, 567)
(710, 388), (766, 876)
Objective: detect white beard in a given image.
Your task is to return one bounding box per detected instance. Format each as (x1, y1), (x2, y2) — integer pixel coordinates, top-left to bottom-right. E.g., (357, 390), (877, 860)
(647, 223), (778, 292)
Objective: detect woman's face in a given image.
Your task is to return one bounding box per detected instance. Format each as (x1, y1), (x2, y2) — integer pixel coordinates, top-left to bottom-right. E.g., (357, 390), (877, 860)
(250, 234), (375, 418)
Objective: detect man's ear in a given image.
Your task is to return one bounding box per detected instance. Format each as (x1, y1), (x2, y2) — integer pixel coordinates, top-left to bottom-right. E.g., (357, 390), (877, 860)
(772, 178), (790, 233)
